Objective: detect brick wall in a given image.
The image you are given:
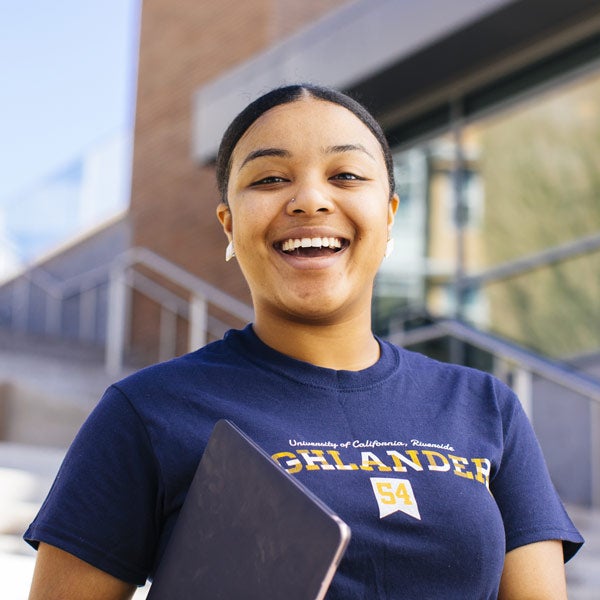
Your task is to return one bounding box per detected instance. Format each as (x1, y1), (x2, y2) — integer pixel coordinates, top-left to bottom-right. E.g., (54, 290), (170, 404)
(129, 0), (350, 362)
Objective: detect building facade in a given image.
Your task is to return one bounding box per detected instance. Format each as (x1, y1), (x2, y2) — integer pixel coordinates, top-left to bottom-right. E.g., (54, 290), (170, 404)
(128, 0), (600, 364)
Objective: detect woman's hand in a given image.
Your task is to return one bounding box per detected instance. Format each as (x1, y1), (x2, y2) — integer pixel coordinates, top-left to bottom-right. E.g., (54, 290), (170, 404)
(498, 539), (567, 599)
(28, 543), (136, 600)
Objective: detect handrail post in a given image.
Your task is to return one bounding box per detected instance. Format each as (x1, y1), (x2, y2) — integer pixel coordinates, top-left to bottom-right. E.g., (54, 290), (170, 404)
(46, 293), (61, 336)
(159, 304), (178, 362)
(79, 287), (97, 342)
(189, 294), (207, 351)
(13, 277), (30, 332)
(493, 358), (533, 421)
(106, 265), (129, 375)
(513, 367), (533, 422)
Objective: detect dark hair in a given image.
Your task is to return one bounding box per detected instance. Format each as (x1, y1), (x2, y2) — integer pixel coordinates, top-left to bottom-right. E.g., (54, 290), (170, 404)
(215, 84), (395, 203)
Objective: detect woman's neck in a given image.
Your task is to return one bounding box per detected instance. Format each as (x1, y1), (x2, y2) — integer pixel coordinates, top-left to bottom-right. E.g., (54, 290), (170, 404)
(252, 314), (380, 371)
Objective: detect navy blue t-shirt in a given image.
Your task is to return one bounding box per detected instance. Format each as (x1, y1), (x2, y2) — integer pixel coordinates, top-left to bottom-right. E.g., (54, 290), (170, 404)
(25, 325), (583, 598)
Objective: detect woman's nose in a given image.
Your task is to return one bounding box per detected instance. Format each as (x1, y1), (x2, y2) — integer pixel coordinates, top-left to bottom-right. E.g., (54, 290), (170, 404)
(286, 186), (335, 215)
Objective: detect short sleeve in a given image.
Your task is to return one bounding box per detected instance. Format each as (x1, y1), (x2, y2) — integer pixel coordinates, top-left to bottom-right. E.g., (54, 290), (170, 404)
(490, 389), (584, 561)
(24, 385), (161, 585)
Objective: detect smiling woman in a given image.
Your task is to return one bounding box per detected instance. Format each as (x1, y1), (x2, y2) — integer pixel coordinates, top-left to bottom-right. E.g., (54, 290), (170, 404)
(24, 84), (582, 600)
(216, 92), (397, 368)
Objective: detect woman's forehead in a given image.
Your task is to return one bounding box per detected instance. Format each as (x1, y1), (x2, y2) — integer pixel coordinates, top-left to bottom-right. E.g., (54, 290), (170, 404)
(231, 98), (384, 161)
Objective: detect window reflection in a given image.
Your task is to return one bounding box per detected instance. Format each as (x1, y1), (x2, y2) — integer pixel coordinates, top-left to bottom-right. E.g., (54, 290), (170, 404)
(375, 68), (600, 359)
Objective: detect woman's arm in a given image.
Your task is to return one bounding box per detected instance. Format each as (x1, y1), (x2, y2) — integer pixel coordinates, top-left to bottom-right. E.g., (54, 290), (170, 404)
(498, 539), (567, 600)
(28, 543), (136, 600)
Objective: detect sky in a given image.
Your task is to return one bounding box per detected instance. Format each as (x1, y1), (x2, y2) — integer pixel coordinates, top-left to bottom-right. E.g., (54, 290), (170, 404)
(0, 0), (140, 203)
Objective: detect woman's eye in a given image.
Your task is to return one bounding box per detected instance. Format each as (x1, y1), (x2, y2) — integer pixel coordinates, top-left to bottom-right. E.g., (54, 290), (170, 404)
(250, 176), (287, 186)
(331, 172), (364, 181)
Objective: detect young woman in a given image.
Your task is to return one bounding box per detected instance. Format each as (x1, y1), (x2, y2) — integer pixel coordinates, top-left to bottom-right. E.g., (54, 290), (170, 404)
(26, 84), (582, 599)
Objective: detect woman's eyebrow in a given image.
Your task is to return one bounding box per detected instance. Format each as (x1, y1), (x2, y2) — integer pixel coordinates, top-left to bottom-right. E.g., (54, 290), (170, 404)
(324, 144), (376, 160)
(238, 147), (290, 170)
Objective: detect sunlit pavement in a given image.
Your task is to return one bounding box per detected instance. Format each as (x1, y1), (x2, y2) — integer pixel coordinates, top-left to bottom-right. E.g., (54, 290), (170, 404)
(566, 503), (600, 600)
(0, 443), (149, 599)
(1, 441), (599, 599)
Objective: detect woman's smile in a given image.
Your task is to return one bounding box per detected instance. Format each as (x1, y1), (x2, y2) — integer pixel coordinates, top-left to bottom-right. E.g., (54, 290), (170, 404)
(278, 236), (345, 256)
(273, 227), (350, 270)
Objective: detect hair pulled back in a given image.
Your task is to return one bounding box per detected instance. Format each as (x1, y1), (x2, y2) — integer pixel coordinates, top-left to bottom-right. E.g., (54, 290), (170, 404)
(215, 84), (395, 203)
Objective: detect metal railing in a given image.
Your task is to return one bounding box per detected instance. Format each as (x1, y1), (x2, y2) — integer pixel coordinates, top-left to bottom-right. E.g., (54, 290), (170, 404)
(2, 247), (254, 375)
(390, 319), (600, 405)
(104, 247), (253, 373)
(390, 319), (600, 506)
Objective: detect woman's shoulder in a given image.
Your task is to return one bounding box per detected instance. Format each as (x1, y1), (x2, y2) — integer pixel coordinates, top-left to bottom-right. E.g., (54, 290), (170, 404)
(107, 333), (242, 403)
(385, 339), (518, 407)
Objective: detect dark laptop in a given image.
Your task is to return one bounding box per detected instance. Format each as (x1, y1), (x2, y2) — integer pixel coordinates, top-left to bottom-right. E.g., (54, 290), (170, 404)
(147, 419), (351, 600)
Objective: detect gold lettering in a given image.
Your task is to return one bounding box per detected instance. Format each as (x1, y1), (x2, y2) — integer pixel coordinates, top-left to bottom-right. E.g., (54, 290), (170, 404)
(360, 451), (392, 472)
(448, 454), (474, 479)
(471, 458), (491, 490)
(421, 450), (451, 472)
(326, 450), (359, 470)
(272, 451), (302, 474)
(386, 450), (423, 472)
(296, 449), (335, 470)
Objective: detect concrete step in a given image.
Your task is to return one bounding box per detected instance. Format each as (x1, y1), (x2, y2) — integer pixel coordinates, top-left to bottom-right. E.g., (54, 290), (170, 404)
(565, 504), (600, 599)
(0, 330), (125, 448)
(0, 329), (105, 365)
(0, 442), (150, 599)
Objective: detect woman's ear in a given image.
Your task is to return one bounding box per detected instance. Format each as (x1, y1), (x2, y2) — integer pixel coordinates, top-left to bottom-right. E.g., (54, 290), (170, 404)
(388, 193), (400, 230)
(216, 203), (233, 241)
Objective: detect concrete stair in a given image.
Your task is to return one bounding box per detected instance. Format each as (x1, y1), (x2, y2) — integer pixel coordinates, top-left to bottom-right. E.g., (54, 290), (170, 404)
(566, 504), (600, 599)
(0, 330), (146, 597)
(0, 329), (123, 448)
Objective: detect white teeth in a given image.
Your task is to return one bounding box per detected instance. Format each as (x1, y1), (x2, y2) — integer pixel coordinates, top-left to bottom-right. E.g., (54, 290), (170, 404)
(280, 237), (344, 252)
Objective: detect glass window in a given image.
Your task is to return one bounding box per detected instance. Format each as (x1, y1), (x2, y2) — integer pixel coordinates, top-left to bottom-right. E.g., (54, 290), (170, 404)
(375, 66), (600, 358)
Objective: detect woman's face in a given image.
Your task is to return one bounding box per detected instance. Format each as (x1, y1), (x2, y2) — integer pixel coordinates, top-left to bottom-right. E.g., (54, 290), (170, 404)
(218, 97), (398, 326)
